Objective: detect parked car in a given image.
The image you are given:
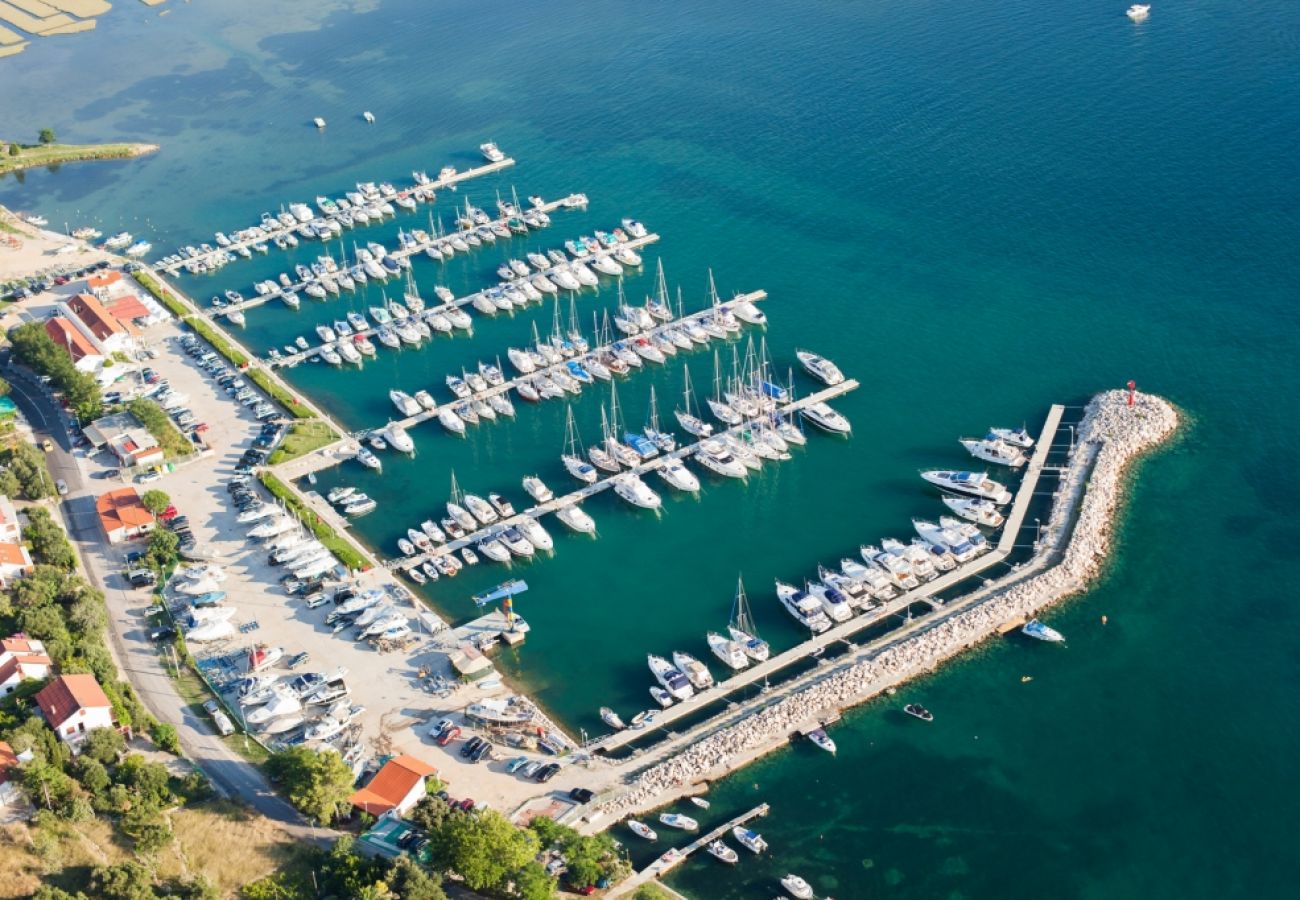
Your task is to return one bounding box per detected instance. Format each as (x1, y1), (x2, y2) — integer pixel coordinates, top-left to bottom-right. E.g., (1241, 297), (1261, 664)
(135, 471), (163, 484)
(55, 479), (68, 496)
(202, 699), (220, 716)
(568, 788), (595, 803)
(437, 726), (462, 747)
(535, 763), (561, 783)
(428, 717), (455, 738)
(149, 626), (175, 642)
(40, 438), (53, 452)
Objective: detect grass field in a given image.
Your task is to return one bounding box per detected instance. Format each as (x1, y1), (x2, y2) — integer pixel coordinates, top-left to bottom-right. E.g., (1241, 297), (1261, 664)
(0, 141), (157, 177)
(270, 419), (337, 464)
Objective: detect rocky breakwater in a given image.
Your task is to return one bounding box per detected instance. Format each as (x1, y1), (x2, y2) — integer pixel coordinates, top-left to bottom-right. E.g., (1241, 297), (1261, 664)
(598, 390), (1179, 819)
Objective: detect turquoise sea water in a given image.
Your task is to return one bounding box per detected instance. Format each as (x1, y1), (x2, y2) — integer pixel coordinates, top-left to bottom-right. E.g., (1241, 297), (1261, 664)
(4, 1), (1299, 897)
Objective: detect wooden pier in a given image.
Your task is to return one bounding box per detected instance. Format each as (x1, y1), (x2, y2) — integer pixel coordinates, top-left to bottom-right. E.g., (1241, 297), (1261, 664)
(156, 156), (518, 276)
(263, 229), (663, 368)
(607, 804), (770, 898)
(586, 405), (1066, 754)
(211, 191), (594, 321)
(387, 377), (860, 571)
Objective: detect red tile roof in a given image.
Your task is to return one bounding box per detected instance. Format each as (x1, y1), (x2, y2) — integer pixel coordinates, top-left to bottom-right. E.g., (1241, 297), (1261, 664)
(35, 674), (111, 729)
(68, 293), (137, 340)
(0, 542), (30, 567)
(0, 653), (51, 685)
(1, 637), (42, 656)
(44, 317), (99, 363)
(96, 488), (154, 536)
(0, 740), (17, 784)
(86, 271), (123, 290)
(349, 754), (439, 815)
(106, 295), (150, 322)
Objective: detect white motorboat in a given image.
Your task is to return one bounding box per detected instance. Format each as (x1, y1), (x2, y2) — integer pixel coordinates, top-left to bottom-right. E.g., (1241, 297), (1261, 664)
(782, 874), (815, 899)
(658, 812), (699, 831)
(517, 519), (554, 553)
(522, 475), (553, 503)
(694, 440), (748, 479)
(920, 470), (1012, 504)
(477, 537), (511, 563)
(355, 447), (382, 471)
(707, 631), (749, 670)
(732, 826), (768, 854)
(499, 526), (535, 557)
(648, 654), (695, 701)
(800, 401), (852, 434)
(672, 651), (714, 689)
(806, 581), (853, 622)
(650, 686), (674, 708)
(1127, 4), (1150, 22)
(960, 437), (1027, 468)
(555, 504), (596, 534)
(438, 407), (466, 436)
(989, 425), (1034, 448)
(807, 726), (837, 754)
(463, 494), (499, 525)
(599, 707), (626, 730)
(706, 841), (739, 864)
(480, 141), (505, 162)
(775, 581), (832, 633)
(613, 473), (662, 510)
(942, 495), (1005, 528)
(247, 689), (302, 726)
(864, 544), (920, 590)
(1023, 618), (1066, 642)
(627, 820), (657, 841)
(914, 519), (979, 563)
(796, 349), (844, 385)
(386, 423), (415, 453)
(305, 716), (345, 742)
(420, 520), (445, 543)
(390, 390), (421, 416)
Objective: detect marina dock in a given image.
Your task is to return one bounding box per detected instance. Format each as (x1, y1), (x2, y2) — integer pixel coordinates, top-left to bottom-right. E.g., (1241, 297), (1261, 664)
(586, 405), (1065, 754)
(387, 377), (860, 571)
(358, 286), (761, 434)
(607, 804), (770, 898)
(211, 191), (595, 321)
(156, 156), (518, 276)
(263, 229), (663, 367)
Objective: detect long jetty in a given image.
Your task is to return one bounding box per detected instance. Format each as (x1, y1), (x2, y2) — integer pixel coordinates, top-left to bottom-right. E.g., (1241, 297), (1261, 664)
(607, 804), (770, 898)
(387, 377), (860, 570)
(211, 191), (593, 321)
(586, 404), (1064, 754)
(264, 230), (662, 368)
(361, 287), (763, 436)
(157, 157), (518, 276)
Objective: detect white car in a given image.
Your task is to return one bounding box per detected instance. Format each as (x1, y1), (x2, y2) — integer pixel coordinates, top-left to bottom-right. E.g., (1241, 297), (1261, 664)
(428, 717), (455, 737)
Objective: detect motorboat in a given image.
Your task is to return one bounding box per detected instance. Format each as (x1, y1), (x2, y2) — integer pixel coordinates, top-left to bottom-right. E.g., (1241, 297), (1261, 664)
(186, 620), (236, 643)
(488, 492), (515, 517)
(904, 703), (934, 722)
(517, 519), (554, 552)
(1127, 4), (1150, 22)
(795, 349), (845, 386)
(499, 527), (535, 557)
(942, 496), (1005, 528)
(672, 651), (714, 689)
(656, 459), (700, 492)
(386, 423), (415, 453)
(658, 813), (699, 831)
(390, 390), (421, 416)
(914, 519), (979, 563)
(247, 689), (302, 726)
(650, 686), (674, 708)
(305, 716), (345, 743)
(522, 475), (553, 503)
(706, 841), (739, 864)
(476, 537), (511, 563)
(806, 581), (853, 622)
(600, 707), (625, 730)
(480, 141), (505, 162)
(800, 401), (852, 434)
(439, 407), (466, 436)
(460, 546), (479, 566)
(694, 441), (748, 479)
(407, 527), (432, 552)
(775, 581), (832, 633)
(247, 644), (282, 673)
(731, 299), (767, 325)
(807, 727), (837, 754)
(446, 501), (477, 533)
(782, 874), (815, 899)
(920, 470), (1012, 504)
(463, 494), (499, 525)
(990, 426), (1035, 448)
(960, 437), (1027, 468)
(648, 654), (695, 701)
(613, 474), (662, 510)
(1022, 619), (1065, 642)
(414, 390), (437, 411)
(864, 544), (919, 589)
(733, 826), (768, 853)
(555, 504), (596, 534)
(627, 820), (657, 841)
(707, 631), (749, 670)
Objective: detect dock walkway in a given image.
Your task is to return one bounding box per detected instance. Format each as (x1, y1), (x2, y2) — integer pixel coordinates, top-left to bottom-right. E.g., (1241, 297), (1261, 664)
(608, 804), (770, 898)
(388, 377), (860, 570)
(586, 405), (1065, 754)
(157, 157), (517, 276)
(266, 229), (662, 368)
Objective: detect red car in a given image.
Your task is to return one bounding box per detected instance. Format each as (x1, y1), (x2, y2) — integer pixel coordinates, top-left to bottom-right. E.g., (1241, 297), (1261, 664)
(159, 506), (179, 521)
(194, 423), (210, 433)
(436, 726), (461, 747)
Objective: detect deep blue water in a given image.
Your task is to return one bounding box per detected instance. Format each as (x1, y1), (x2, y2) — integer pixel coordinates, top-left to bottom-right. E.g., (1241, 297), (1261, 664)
(3, 1), (1299, 897)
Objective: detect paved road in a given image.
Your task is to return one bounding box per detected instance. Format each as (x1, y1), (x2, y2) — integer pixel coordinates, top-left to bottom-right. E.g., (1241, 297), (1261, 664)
(2, 362), (332, 841)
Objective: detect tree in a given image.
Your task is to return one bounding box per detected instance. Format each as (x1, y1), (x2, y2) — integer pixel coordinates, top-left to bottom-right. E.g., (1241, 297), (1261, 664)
(509, 862), (557, 900)
(38, 128), (56, 145)
(140, 489), (170, 517)
(632, 885), (674, 900)
(146, 527), (178, 570)
(88, 860), (156, 900)
(383, 855), (445, 900)
(0, 375), (10, 397)
(7, 144), (19, 157)
(22, 507), (75, 570)
(149, 721), (180, 755)
(114, 754), (173, 808)
(82, 725), (125, 765)
(426, 808), (540, 892)
(408, 795), (455, 834)
(267, 747), (356, 824)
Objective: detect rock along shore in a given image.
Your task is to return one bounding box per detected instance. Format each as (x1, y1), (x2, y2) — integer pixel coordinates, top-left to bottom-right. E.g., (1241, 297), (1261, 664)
(597, 389), (1180, 820)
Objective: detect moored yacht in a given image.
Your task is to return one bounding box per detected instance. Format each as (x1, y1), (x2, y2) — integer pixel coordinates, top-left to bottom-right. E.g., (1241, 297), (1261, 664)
(920, 470), (1012, 504)
(671, 651), (714, 689)
(648, 654), (694, 701)
(613, 474), (662, 510)
(1022, 618), (1066, 642)
(707, 631), (749, 670)
(775, 581), (832, 633)
(795, 348), (845, 385)
(960, 437), (1027, 468)
(800, 401), (851, 434)
(390, 390), (421, 416)
(942, 495), (1005, 528)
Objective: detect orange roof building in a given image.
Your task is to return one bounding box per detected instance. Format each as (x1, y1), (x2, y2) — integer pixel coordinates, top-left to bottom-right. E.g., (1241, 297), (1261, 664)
(0, 541), (33, 586)
(44, 317), (101, 366)
(349, 754), (440, 817)
(106, 294), (151, 323)
(67, 292), (138, 344)
(35, 674), (115, 749)
(86, 270), (124, 293)
(96, 488), (156, 544)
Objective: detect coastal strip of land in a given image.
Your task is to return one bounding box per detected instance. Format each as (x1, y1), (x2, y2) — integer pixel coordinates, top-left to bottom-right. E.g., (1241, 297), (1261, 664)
(0, 140), (159, 176)
(593, 389), (1180, 826)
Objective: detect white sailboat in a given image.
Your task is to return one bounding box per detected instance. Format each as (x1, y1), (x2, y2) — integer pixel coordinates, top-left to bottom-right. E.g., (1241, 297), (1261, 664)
(675, 362), (714, 437)
(446, 471), (477, 532)
(561, 406), (599, 484)
(728, 576), (770, 661)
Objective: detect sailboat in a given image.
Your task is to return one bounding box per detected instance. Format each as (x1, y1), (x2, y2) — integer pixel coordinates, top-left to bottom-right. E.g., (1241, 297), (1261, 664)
(643, 386), (677, 452)
(675, 363), (714, 437)
(561, 406), (599, 483)
(728, 576), (770, 661)
(446, 471), (478, 532)
(605, 383), (642, 468)
(707, 349), (742, 426)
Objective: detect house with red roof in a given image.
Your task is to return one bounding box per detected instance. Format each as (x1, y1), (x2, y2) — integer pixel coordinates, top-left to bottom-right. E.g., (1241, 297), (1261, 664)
(0, 541), (34, 588)
(349, 754), (440, 817)
(0, 495), (21, 543)
(35, 674), (115, 751)
(65, 292), (138, 354)
(95, 487), (156, 544)
(44, 317), (103, 373)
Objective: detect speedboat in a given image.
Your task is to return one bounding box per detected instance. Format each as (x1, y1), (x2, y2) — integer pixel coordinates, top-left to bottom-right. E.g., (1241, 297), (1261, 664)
(600, 707), (626, 730)
(656, 459), (700, 492)
(942, 495), (1005, 528)
(1127, 4), (1150, 22)
(796, 349), (844, 385)
(706, 841), (738, 864)
(733, 826), (768, 853)
(807, 727), (837, 754)
(658, 813), (699, 831)
(707, 632), (749, 670)
(522, 475), (553, 503)
(517, 519), (554, 553)
(920, 470), (1012, 504)
(499, 526), (535, 557)
(781, 874), (815, 900)
(648, 654), (694, 701)
(989, 425), (1034, 448)
(672, 651), (714, 689)
(800, 401), (852, 434)
(904, 703), (934, 722)
(613, 474), (662, 510)
(627, 820), (657, 840)
(775, 581), (832, 633)
(694, 441), (747, 479)
(555, 504), (596, 534)
(960, 437), (1027, 468)
(480, 141), (505, 162)
(1023, 619), (1065, 642)
(390, 390), (421, 416)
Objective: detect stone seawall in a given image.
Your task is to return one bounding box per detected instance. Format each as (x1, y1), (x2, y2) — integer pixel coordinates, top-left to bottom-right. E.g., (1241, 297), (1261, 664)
(598, 390), (1180, 819)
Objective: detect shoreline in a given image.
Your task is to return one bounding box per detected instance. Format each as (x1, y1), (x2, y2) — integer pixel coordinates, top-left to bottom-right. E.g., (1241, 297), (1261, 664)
(0, 141), (159, 177)
(593, 389), (1181, 826)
